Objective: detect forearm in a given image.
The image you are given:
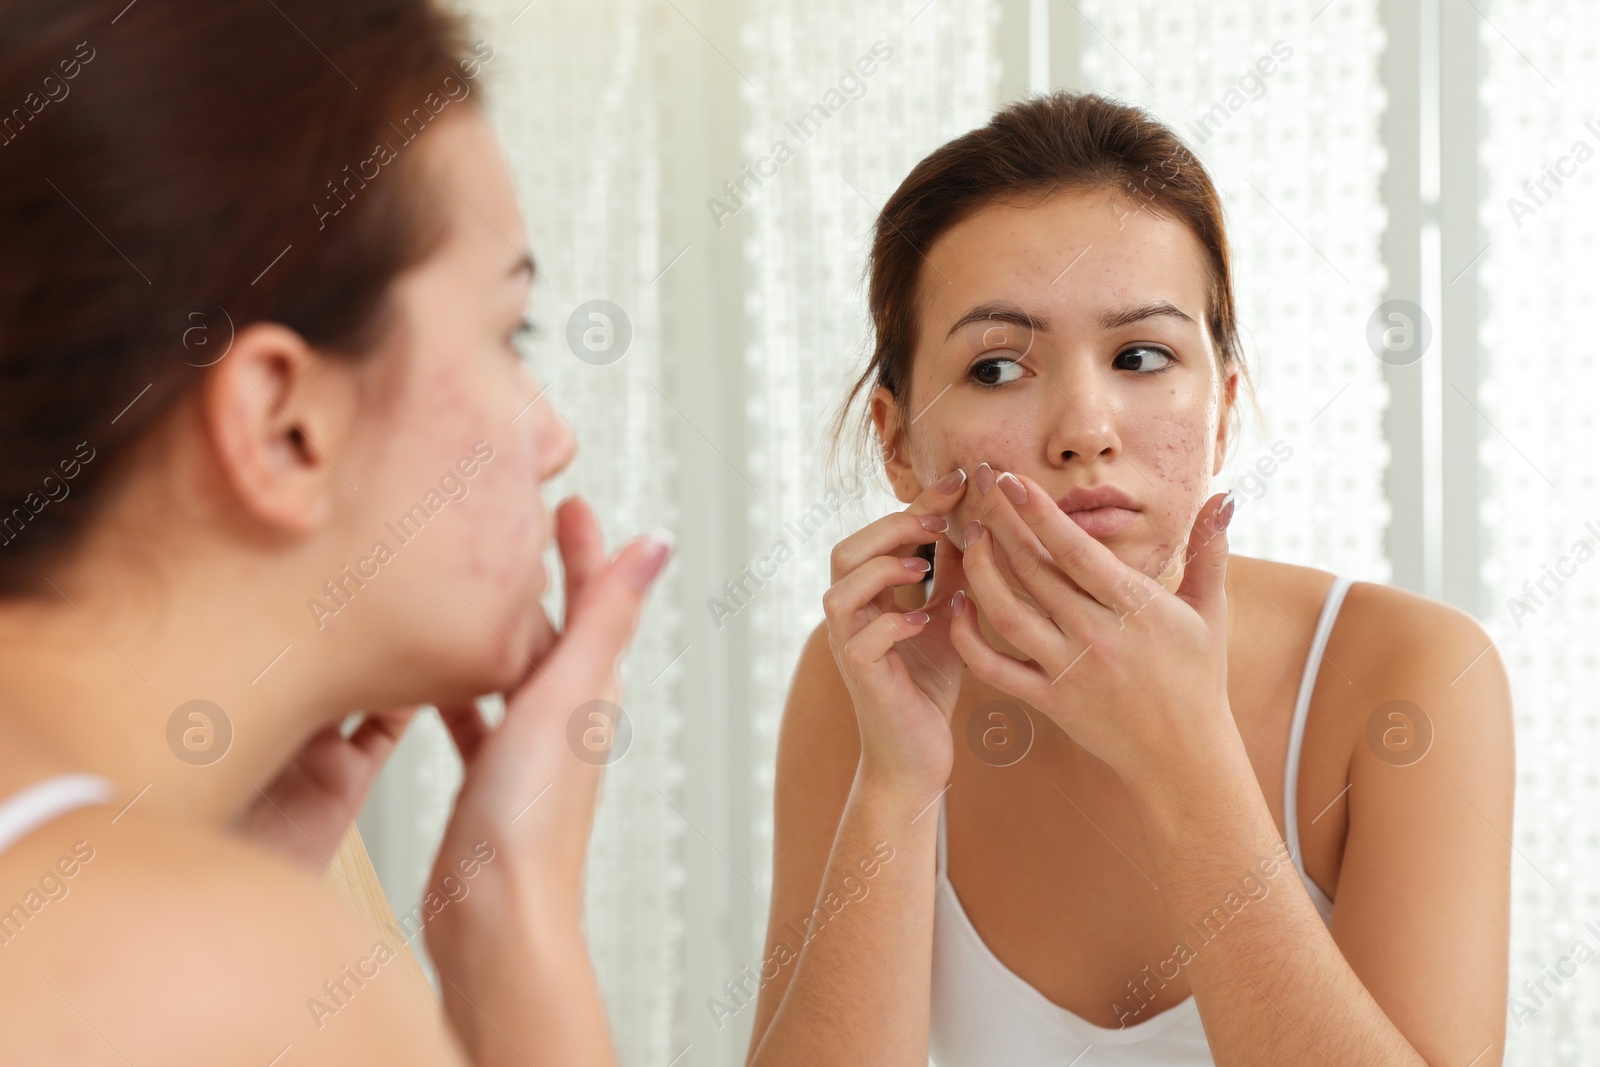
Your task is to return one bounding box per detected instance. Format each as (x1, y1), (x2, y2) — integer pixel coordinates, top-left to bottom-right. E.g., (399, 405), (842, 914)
(1130, 732), (1426, 1067)
(752, 768), (939, 1067)
(428, 878), (618, 1067)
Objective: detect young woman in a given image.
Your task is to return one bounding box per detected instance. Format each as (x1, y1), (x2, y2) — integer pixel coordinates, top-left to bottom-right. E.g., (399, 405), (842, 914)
(748, 93), (1513, 1065)
(0, 2), (667, 1063)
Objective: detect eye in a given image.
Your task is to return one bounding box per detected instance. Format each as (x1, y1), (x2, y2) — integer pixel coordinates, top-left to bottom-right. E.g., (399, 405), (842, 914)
(1113, 344), (1175, 373)
(510, 316), (539, 356)
(969, 356), (1025, 388)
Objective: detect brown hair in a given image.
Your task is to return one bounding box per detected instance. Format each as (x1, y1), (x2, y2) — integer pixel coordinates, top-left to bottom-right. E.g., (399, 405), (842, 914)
(0, 0), (487, 594)
(829, 90), (1258, 489)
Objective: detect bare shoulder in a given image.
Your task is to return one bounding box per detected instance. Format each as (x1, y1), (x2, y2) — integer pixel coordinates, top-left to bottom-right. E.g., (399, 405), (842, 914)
(1231, 553), (1506, 690)
(0, 809), (464, 1066)
(1239, 554), (1513, 775)
(1337, 577), (1507, 689)
(1229, 553), (1512, 751)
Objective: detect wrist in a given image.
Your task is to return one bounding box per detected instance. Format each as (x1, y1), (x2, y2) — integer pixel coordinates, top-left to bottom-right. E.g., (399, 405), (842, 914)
(853, 758), (949, 818)
(1127, 718), (1255, 845)
(424, 854), (588, 975)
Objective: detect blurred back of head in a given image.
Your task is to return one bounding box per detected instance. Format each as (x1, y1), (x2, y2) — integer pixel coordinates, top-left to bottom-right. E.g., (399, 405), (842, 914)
(0, 0), (484, 595)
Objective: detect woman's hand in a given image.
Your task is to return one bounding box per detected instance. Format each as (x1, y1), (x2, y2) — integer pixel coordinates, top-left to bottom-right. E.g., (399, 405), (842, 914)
(823, 468), (970, 790)
(423, 496), (670, 932)
(951, 466), (1237, 791)
(235, 706), (419, 871)
(419, 495), (663, 1067)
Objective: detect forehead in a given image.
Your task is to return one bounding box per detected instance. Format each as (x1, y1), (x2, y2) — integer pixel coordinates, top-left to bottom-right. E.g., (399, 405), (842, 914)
(917, 186), (1212, 337)
(426, 108), (528, 268)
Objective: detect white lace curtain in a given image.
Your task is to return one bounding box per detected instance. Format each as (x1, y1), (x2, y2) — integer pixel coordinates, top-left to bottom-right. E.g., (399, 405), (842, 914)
(1477, 1), (1600, 1061)
(353, 2), (1595, 1064)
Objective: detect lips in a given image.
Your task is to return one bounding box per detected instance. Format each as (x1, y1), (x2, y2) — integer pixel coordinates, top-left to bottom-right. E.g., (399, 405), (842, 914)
(1055, 485), (1139, 538)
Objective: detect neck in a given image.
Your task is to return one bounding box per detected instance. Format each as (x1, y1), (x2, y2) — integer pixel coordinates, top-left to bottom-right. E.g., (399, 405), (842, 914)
(0, 558), (360, 827)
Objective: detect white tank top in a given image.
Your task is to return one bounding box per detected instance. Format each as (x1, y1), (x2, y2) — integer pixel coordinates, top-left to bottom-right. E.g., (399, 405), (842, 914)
(0, 772), (117, 857)
(930, 575), (1353, 1066)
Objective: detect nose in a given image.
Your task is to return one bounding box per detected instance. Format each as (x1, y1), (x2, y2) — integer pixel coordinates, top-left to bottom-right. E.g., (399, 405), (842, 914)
(529, 378), (578, 481)
(1043, 359), (1121, 464)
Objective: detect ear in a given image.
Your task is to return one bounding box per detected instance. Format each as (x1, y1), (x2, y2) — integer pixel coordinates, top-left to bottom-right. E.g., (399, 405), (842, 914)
(869, 385), (920, 504)
(1211, 366), (1240, 476)
(199, 323), (361, 535)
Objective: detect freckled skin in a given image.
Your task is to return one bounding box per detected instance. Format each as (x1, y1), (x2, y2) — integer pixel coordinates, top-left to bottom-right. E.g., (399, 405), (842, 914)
(871, 186), (1239, 613)
(330, 107), (576, 694)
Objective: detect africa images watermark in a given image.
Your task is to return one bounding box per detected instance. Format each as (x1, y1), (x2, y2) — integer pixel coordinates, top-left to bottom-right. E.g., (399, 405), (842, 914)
(312, 39), (496, 231)
(0, 840), (96, 950)
(0, 441), (98, 550)
(1, 39), (96, 149)
(1180, 40), (1294, 146)
(1504, 117), (1600, 230)
(706, 469), (869, 629)
(705, 839), (896, 1030)
(1111, 839), (1297, 1028)
(705, 40), (894, 229)
(1508, 916), (1600, 1031)
(1503, 517), (1600, 628)
(306, 840), (496, 1030)
(306, 441), (496, 630)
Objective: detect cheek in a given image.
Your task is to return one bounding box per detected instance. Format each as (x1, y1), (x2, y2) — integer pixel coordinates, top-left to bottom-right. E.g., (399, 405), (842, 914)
(909, 421), (1032, 526)
(1121, 396), (1215, 567)
(457, 424), (542, 588)
(410, 362), (543, 590)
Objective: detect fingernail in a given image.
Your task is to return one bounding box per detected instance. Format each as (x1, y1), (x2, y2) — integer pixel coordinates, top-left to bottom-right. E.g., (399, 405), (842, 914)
(903, 611), (931, 625)
(902, 555), (931, 575)
(997, 471), (1027, 506)
(950, 589), (967, 617)
(965, 519), (984, 546)
(628, 530), (674, 588)
(918, 513), (948, 533)
(975, 462), (996, 494)
(936, 468), (967, 493)
(1218, 490), (1237, 532)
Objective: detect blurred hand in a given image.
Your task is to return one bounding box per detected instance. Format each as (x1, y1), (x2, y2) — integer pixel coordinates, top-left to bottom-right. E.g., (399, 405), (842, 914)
(424, 495), (670, 934)
(235, 706), (419, 870)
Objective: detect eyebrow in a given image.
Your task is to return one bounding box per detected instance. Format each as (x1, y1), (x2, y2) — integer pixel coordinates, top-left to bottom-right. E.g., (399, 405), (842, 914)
(943, 298), (1196, 340)
(944, 301), (1046, 340)
(1097, 299), (1194, 331)
(509, 251), (537, 280)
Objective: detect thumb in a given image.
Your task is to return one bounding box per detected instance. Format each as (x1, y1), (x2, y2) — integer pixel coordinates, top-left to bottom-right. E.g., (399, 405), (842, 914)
(1176, 491), (1234, 622)
(548, 530), (673, 685)
(925, 529), (967, 615)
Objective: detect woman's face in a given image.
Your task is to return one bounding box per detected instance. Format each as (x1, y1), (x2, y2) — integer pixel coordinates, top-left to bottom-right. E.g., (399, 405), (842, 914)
(326, 106), (574, 697)
(874, 185), (1237, 588)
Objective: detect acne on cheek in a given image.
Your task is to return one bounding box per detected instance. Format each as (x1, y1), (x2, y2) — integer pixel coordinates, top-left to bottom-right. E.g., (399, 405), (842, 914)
(1118, 408), (1214, 553)
(909, 426), (1024, 522)
(449, 427), (543, 591)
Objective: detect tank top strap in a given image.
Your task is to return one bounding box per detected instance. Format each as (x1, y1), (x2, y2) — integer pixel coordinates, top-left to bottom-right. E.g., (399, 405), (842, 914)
(0, 773), (117, 857)
(1283, 576), (1354, 874)
(935, 786), (949, 880)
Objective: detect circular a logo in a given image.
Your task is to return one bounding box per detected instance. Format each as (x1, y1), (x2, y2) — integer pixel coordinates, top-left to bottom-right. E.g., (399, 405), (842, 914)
(1365, 299), (1431, 367)
(963, 698), (1035, 768)
(565, 299), (632, 366)
(1365, 699), (1433, 767)
(166, 699), (233, 766)
(178, 304), (235, 368)
(566, 699), (632, 765)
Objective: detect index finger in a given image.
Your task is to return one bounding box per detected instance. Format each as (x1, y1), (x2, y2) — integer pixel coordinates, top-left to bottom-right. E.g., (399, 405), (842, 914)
(988, 469), (1149, 612)
(553, 494), (608, 624)
(828, 466), (969, 578)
